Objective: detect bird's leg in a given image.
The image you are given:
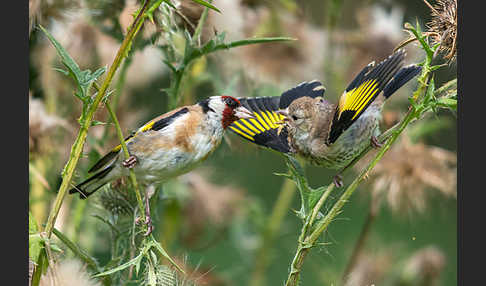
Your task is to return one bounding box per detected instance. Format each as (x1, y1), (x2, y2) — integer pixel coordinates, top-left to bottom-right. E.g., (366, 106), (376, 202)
(135, 192), (154, 236)
(333, 174), (344, 188)
(370, 135), (383, 149)
(122, 155), (138, 169)
(143, 192), (153, 236)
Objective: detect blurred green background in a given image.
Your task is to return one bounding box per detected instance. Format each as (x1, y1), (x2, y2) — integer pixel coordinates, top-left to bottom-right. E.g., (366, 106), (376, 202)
(29, 0), (456, 285)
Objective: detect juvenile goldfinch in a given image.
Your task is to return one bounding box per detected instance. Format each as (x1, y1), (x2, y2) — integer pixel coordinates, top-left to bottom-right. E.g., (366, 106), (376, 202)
(69, 95), (254, 199)
(228, 49), (421, 187)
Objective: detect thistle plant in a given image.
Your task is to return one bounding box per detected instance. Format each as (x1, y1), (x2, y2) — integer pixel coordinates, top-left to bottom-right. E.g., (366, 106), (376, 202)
(282, 21), (457, 286)
(29, 0), (294, 285)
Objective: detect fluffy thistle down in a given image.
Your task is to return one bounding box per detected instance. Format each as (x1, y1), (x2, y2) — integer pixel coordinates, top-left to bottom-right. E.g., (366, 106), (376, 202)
(343, 250), (392, 286)
(29, 94), (69, 154)
(399, 246), (446, 286)
(355, 133), (456, 215)
(39, 259), (102, 286)
(423, 0), (457, 62)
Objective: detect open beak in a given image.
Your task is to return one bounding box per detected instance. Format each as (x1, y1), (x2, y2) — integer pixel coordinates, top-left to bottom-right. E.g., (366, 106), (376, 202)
(234, 106), (255, 120)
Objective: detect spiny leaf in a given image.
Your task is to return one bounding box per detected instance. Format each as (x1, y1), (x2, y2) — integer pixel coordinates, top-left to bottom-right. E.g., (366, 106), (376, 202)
(93, 252), (144, 277)
(190, 0), (221, 13)
(39, 25), (85, 97)
(150, 238), (185, 274)
(189, 35), (295, 62)
(52, 228), (100, 272)
(29, 233), (44, 263)
(29, 212), (39, 234)
(308, 187), (327, 210)
(91, 120), (108, 127)
(436, 97), (457, 111)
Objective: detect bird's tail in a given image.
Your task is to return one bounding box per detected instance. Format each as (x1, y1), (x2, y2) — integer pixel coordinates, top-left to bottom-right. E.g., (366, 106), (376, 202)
(68, 165), (116, 199)
(383, 64), (422, 99)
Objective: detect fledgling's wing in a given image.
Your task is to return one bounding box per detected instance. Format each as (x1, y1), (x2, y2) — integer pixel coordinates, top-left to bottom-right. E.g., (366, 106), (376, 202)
(87, 107), (190, 173)
(328, 49), (419, 144)
(229, 80), (326, 153)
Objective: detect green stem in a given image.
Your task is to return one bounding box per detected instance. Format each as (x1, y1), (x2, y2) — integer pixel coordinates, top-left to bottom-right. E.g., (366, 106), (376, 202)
(285, 25), (437, 284)
(43, 0), (151, 238)
(104, 102), (146, 225)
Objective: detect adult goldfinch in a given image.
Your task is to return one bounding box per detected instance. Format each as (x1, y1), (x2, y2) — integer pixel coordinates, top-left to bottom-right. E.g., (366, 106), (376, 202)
(228, 49), (421, 186)
(69, 95), (254, 199)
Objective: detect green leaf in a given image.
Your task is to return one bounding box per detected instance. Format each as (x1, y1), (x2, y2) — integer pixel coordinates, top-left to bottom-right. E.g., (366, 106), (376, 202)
(150, 238), (185, 274)
(284, 155), (313, 218)
(52, 228), (100, 272)
(91, 120), (108, 127)
(39, 25), (86, 96)
(147, 250), (158, 286)
(93, 252), (144, 277)
(436, 97), (457, 111)
(90, 66), (107, 81)
(273, 172), (293, 179)
(308, 187), (327, 210)
(40, 25), (106, 102)
(39, 25), (82, 78)
(189, 35), (295, 62)
(53, 68), (69, 76)
(190, 0), (221, 13)
(29, 233), (44, 262)
(29, 212), (39, 235)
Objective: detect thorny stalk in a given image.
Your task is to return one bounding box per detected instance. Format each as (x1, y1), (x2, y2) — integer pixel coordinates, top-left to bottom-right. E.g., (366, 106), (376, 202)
(284, 22), (446, 286)
(44, 0), (151, 239)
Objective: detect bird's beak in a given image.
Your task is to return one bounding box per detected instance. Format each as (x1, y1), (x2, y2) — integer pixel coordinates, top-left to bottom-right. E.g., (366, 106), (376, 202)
(277, 110), (290, 123)
(234, 106), (255, 119)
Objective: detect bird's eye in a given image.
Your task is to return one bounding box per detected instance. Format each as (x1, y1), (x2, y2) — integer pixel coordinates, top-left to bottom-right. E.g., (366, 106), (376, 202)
(292, 115), (298, 121)
(223, 97), (239, 109)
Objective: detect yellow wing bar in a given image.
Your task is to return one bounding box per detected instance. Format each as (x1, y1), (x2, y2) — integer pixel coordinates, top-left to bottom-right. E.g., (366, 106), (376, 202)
(337, 79), (379, 120)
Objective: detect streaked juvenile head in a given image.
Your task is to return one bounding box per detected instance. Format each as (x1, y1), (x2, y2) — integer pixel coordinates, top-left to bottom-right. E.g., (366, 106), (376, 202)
(204, 96), (254, 129)
(284, 97), (319, 132)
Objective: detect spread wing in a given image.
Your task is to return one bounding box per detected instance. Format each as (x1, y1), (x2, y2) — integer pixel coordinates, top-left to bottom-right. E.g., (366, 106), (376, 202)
(229, 80), (326, 153)
(328, 49), (420, 144)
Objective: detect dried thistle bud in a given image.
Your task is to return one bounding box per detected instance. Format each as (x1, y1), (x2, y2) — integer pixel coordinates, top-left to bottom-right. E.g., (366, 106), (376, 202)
(355, 133), (456, 215)
(424, 0), (457, 62)
(98, 177), (136, 216)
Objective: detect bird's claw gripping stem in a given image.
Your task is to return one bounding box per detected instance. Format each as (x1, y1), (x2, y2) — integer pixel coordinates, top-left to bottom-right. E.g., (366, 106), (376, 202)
(371, 136), (383, 149)
(122, 155), (138, 169)
(333, 174), (344, 188)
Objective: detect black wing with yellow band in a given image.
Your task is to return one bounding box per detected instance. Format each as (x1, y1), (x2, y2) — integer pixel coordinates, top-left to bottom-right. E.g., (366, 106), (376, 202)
(328, 49), (410, 144)
(229, 80), (326, 153)
(88, 108), (190, 173)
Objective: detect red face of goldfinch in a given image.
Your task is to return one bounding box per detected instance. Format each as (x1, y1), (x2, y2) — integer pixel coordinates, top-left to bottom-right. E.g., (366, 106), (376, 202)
(220, 96), (254, 128)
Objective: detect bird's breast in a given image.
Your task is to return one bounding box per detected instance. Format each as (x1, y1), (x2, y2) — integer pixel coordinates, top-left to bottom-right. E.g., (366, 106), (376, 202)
(125, 112), (223, 182)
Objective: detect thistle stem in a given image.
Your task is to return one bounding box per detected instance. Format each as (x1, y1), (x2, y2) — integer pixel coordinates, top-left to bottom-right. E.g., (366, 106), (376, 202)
(104, 102), (146, 227)
(284, 23), (437, 285)
(43, 0), (151, 239)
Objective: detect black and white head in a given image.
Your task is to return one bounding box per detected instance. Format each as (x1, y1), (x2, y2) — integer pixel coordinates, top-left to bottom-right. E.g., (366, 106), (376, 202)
(199, 96), (254, 129)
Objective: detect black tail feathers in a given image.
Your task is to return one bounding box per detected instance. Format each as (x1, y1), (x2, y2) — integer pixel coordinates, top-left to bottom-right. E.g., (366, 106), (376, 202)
(68, 165), (114, 199)
(383, 64), (422, 99)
